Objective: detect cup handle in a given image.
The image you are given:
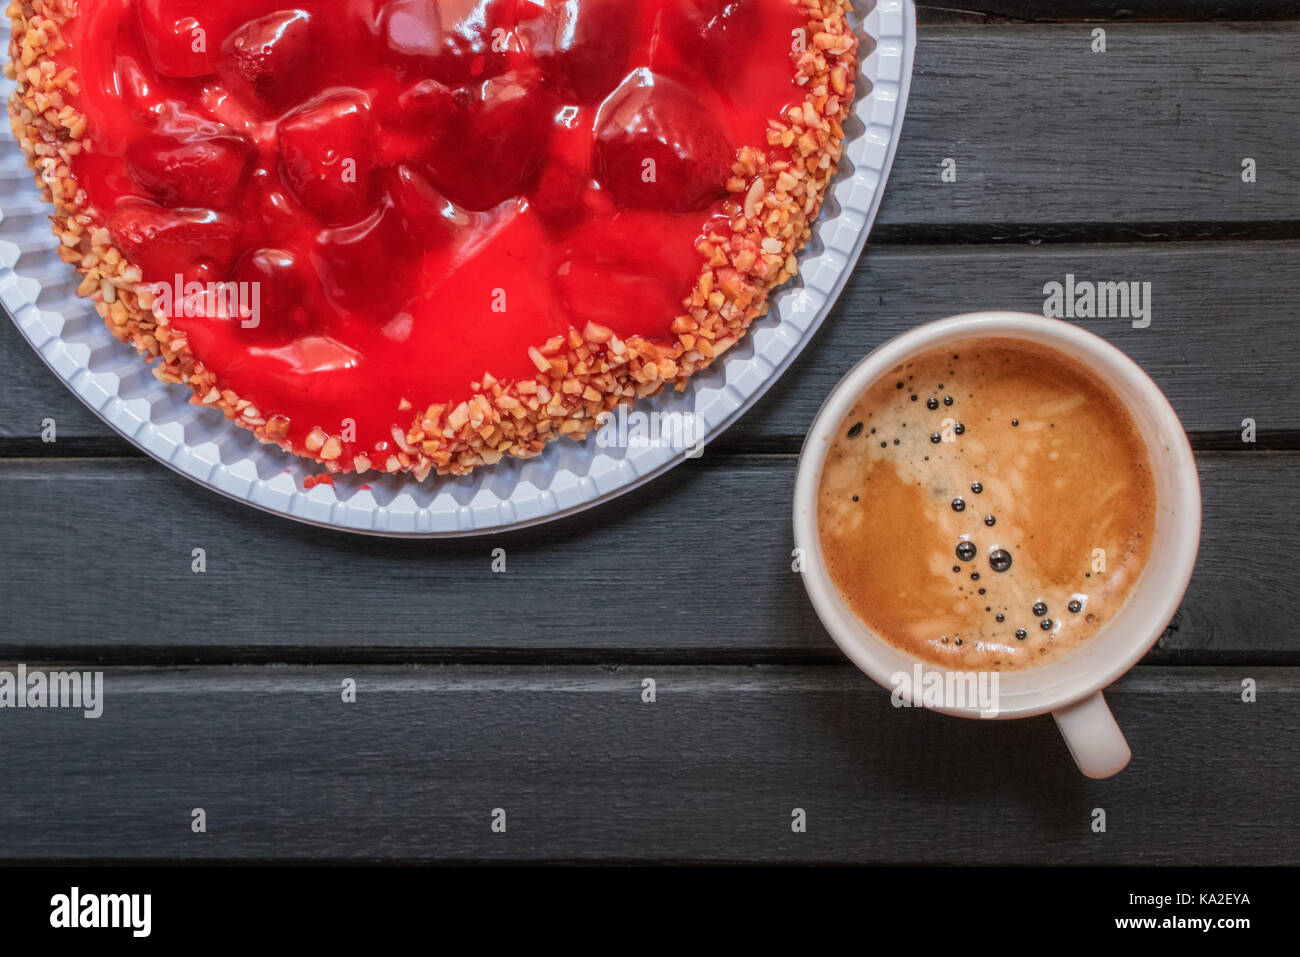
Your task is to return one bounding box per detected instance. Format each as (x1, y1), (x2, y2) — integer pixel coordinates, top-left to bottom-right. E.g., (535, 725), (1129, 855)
(1051, 692), (1131, 779)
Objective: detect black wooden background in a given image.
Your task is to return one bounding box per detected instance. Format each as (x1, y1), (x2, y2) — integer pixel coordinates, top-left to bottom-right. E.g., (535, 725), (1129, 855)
(1, 2), (1297, 863)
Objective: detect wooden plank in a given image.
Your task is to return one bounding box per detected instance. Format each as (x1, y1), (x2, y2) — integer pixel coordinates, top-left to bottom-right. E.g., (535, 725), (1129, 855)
(0, 306), (116, 443)
(916, 1), (1300, 23)
(878, 24), (1300, 236)
(0, 452), (1293, 659)
(0, 664), (1292, 862)
(729, 240), (1300, 445)
(4, 241), (1297, 442)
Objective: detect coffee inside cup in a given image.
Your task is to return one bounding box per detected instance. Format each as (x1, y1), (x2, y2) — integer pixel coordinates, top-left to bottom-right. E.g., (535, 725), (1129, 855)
(816, 336), (1156, 671)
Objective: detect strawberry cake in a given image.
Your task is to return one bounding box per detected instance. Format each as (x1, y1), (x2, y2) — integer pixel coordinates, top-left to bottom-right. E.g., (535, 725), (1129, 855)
(7, 0), (858, 478)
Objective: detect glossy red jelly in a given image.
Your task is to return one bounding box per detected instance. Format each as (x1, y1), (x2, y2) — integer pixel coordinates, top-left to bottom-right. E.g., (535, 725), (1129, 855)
(65, 0), (807, 466)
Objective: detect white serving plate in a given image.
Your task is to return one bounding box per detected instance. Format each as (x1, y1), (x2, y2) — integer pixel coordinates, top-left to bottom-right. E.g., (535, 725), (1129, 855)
(0, 0), (915, 537)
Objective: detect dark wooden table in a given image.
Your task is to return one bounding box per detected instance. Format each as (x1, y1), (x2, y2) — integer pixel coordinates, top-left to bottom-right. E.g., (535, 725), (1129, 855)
(1, 1), (1297, 864)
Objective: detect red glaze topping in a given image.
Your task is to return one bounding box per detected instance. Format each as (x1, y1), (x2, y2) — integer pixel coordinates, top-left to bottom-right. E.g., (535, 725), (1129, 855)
(65, 0), (807, 468)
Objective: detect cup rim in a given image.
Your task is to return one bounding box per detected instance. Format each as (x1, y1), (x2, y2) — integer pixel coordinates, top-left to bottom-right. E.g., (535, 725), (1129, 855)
(792, 311), (1202, 719)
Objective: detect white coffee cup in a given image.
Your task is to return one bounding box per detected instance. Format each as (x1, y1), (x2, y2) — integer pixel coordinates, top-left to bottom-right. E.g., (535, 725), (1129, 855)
(793, 311), (1201, 778)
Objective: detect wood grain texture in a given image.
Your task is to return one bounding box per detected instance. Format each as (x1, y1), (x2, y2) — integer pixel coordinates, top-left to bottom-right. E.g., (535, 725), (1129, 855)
(917, 1), (1300, 23)
(880, 24), (1300, 236)
(0, 664), (1292, 863)
(4, 242), (1298, 445)
(732, 241), (1300, 446)
(0, 315), (112, 443)
(0, 453), (1293, 660)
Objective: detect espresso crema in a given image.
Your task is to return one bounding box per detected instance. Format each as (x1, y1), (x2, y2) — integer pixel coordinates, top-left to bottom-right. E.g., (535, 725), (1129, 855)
(817, 337), (1157, 670)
